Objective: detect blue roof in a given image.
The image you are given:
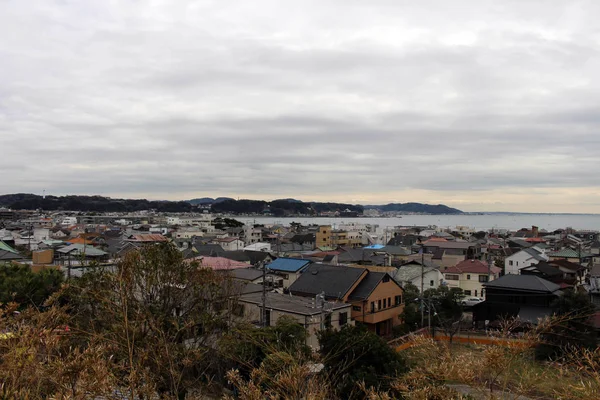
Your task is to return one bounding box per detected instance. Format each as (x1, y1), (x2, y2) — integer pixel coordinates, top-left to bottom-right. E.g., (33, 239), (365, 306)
(267, 258), (311, 272)
(364, 244), (385, 249)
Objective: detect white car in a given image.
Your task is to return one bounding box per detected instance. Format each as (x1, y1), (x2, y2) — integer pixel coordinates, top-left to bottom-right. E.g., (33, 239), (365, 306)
(461, 297), (484, 307)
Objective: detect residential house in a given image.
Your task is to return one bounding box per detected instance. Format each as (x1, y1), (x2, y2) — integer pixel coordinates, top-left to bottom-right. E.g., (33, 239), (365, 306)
(226, 267), (283, 288)
(504, 247), (549, 275)
(288, 264), (404, 337)
(126, 234), (169, 243)
(443, 259), (502, 298)
(520, 261), (575, 287)
(419, 239), (481, 267)
(587, 264), (600, 307)
(237, 291), (353, 349)
(212, 237), (245, 252)
(347, 272), (405, 336)
(547, 248), (594, 265)
(548, 259), (587, 285)
(473, 274), (563, 327)
(267, 257), (312, 288)
(393, 261), (444, 292)
(0, 240), (23, 261)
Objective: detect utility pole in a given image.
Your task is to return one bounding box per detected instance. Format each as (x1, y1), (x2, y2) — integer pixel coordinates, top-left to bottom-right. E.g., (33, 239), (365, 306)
(261, 261), (267, 327)
(420, 242), (425, 327)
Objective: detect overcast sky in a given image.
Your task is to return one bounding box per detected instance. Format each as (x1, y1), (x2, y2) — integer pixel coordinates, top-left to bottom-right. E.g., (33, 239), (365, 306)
(2, 0), (600, 212)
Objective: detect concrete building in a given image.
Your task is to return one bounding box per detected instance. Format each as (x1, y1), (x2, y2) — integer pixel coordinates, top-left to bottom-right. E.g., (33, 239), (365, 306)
(237, 291), (353, 349)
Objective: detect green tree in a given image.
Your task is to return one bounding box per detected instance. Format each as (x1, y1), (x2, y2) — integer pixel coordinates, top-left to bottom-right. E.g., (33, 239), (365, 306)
(424, 285), (464, 344)
(0, 263), (64, 308)
(60, 243), (241, 398)
(535, 290), (597, 360)
(219, 316), (311, 379)
(394, 283), (421, 335)
(319, 324), (407, 399)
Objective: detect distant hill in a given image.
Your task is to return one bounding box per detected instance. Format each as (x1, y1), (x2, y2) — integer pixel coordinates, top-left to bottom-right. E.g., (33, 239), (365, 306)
(187, 197), (234, 205)
(365, 202), (463, 214)
(0, 194), (462, 215)
(0, 193), (193, 213)
(211, 199), (363, 216)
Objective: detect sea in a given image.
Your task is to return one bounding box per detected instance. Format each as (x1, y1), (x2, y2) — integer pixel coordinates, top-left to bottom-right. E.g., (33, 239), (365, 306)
(237, 214), (600, 232)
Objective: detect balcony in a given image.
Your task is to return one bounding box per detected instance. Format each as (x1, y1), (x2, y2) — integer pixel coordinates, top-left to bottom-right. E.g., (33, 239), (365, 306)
(353, 304), (404, 325)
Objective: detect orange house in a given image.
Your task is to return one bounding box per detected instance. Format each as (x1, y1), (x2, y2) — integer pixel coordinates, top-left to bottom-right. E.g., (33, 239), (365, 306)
(348, 272), (404, 336)
(288, 264), (404, 337)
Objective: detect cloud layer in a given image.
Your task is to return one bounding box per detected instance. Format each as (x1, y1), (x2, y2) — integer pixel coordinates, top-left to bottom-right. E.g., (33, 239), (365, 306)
(2, 0), (600, 212)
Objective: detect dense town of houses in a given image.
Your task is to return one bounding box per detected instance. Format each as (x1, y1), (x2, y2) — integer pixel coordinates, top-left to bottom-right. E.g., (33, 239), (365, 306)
(2, 207), (600, 345)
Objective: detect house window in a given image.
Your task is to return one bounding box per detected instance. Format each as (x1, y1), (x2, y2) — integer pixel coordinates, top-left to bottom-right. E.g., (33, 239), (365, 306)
(474, 290), (478, 297)
(463, 290), (472, 296)
(352, 305), (361, 312)
(430, 280), (434, 287)
(324, 314), (332, 328)
(394, 295), (401, 305)
(370, 302), (375, 313)
(446, 274), (459, 280)
(509, 260), (513, 266)
(479, 275), (489, 282)
(339, 312), (348, 326)
(516, 261), (519, 266)
(378, 299), (382, 310)
(467, 274), (471, 280)
(265, 310), (271, 327)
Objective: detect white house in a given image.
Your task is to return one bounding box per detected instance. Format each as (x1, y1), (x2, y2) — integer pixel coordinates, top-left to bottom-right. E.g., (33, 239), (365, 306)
(504, 247), (549, 275)
(244, 242), (271, 252)
(393, 264), (444, 292)
(166, 217), (180, 226)
(213, 237), (245, 251)
(61, 217), (78, 226)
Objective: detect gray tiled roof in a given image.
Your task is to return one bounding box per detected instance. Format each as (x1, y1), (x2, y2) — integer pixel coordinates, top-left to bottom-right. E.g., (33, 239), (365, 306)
(348, 272), (388, 301)
(288, 264), (366, 300)
(239, 291), (349, 316)
(522, 247), (546, 261)
(484, 274), (560, 293)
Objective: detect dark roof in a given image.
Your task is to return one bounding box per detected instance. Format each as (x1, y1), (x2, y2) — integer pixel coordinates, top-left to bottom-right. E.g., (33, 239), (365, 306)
(378, 245), (411, 256)
(549, 258), (587, 271)
(239, 291), (350, 316)
(228, 268), (264, 281)
(220, 250), (251, 263)
(521, 261), (562, 277)
(484, 274), (561, 293)
(288, 264), (366, 300)
(386, 234), (418, 247)
(348, 272), (390, 301)
(401, 259), (438, 269)
(290, 233), (315, 243)
(193, 244), (226, 257)
(244, 250), (272, 265)
(508, 239), (533, 248)
(0, 250), (23, 260)
(267, 257), (311, 272)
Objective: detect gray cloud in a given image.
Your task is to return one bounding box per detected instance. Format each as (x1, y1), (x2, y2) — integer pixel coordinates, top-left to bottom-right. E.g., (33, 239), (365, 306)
(2, 0), (600, 211)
